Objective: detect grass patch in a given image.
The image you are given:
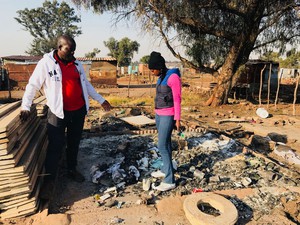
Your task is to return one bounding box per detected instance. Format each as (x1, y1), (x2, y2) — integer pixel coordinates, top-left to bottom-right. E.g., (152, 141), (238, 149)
(182, 90), (208, 107)
(101, 95), (154, 108)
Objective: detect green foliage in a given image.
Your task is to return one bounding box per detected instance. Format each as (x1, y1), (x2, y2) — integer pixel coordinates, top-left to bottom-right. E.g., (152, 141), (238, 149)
(71, 0), (300, 105)
(71, 0), (299, 70)
(84, 48), (101, 58)
(185, 37), (229, 69)
(260, 48), (300, 68)
(260, 51), (281, 62)
(15, 0), (81, 56)
(104, 37), (139, 67)
(140, 55), (150, 64)
(282, 49), (300, 68)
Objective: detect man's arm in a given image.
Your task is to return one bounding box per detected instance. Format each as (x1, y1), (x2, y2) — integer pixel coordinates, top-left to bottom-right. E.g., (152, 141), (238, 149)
(20, 62), (46, 121)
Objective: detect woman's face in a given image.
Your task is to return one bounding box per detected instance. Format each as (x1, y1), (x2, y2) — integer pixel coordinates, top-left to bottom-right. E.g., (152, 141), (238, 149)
(150, 69), (160, 76)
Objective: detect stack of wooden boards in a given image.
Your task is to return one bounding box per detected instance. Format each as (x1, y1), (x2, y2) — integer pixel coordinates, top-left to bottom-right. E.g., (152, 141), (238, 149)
(0, 96), (48, 219)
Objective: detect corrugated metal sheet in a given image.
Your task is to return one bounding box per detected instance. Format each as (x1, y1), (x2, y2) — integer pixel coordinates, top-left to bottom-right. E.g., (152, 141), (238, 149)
(1, 55), (42, 61)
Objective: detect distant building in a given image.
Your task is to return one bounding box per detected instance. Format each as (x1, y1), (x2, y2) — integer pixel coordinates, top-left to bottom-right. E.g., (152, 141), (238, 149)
(0, 55), (117, 90)
(77, 57), (117, 87)
(279, 68), (298, 79)
(237, 60), (279, 91)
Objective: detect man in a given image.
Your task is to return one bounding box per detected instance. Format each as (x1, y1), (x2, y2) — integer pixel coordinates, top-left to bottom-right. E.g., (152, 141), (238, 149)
(20, 35), (111, 197)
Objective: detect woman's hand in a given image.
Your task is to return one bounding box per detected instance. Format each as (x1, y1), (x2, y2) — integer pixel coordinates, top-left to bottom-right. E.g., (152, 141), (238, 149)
(175, 120), (181, 131)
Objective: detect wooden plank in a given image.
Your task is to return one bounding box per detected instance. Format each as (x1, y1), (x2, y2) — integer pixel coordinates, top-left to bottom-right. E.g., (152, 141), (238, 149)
(0, 103), (8, 110)
(0, 173), (26, 181)
(121, 115), (156, 126)
(25, 130), (48, 191)
(33, 95), (46, 104)
(0, 122), (47, 219)
(1, 197), (36, 211)
(0, 118), (40, 166)
(0, 179), (29, 191)
(0, 193), (29, 205)
(0, 186), (30, 199)
(0, 116), (39, 154)
(19, 124), (47, 175)
(0, 175), (42, 219)
(0, 102), (38, 134)
(0, 198), (36, 219)
(0, 164), (19, 170)
(0, 107), (21, 133)
(214, 118), (250, 124)
(0, 101), (21, 119)
(0, 196), (29, 210)
(0, 123), (46, 174)
(0, 176), (28, 186)
(0, 109), (37, 140)
(0, 118), (40, 162)
(0, 124), (47, 198)
(0, 110), (36, 140)
(0, 170), (24, 176)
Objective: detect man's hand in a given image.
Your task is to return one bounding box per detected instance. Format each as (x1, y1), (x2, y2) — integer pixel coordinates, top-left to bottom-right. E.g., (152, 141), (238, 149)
(101, 100), (111, 111)
(20, 110), (31, 122)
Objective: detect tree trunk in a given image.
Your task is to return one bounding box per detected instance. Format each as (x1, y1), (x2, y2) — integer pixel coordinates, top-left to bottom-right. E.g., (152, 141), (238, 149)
(205, 45), (242, 107)
(205, 2), (264, 107)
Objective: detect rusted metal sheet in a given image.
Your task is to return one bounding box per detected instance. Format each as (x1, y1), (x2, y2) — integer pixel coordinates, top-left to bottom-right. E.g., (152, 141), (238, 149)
(4, 64), (36, 88)
(89, 70), (117, 86)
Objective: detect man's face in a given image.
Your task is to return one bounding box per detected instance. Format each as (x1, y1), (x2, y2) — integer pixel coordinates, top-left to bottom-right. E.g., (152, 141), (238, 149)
(58, 39), (75, 62)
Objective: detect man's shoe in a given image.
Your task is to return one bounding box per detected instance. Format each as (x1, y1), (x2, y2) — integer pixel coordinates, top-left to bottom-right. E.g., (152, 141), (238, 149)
(152, 182), (176, 191)
(151, 170), (165, 178)
(68, 170), (85, 182)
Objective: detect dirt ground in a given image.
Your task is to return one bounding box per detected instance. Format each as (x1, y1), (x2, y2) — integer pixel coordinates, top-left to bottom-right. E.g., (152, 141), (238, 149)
(1, 77), (300, 225)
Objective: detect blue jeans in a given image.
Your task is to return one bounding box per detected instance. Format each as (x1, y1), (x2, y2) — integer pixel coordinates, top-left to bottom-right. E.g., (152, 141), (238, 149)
(155, 114), (175, 184)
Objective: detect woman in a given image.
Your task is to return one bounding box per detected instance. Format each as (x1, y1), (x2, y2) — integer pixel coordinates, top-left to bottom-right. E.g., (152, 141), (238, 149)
(148, 51), (181, 191)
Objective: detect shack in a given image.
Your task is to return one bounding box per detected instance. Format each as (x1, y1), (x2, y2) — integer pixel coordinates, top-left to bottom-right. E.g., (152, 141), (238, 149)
(0, 56), (42, 90)
(233, 60), (279, 99)
(0, 55), (117, 90)
(78, 57), (117, 87)
(237, 60), (279, 91)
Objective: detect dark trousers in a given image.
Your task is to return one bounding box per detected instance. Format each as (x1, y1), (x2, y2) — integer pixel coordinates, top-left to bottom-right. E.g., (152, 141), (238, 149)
(45, 105), (86, 180)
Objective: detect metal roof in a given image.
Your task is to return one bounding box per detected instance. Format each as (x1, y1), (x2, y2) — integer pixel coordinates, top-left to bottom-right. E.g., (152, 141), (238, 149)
(246, 59), (279, 65)
(1, 55), (42, 61)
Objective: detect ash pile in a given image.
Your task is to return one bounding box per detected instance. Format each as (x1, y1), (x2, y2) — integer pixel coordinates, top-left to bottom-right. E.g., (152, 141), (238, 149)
(72, 114), (300, 224)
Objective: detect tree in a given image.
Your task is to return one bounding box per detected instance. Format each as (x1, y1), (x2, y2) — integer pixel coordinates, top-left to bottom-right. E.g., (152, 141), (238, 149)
(260, 51), (281, 62)
(15, 0), (81, 56)
(140, 55), (150, 64)
(103, 37), (139, 67)
(260, 48), (300, 68)
(282, 48), (300, 68)
(84, 48), (101, 58)
(71, 0), (300, 106)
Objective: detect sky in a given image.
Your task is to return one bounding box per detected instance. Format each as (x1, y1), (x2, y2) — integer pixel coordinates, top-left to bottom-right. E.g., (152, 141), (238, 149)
(0, 0), (180, 61)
